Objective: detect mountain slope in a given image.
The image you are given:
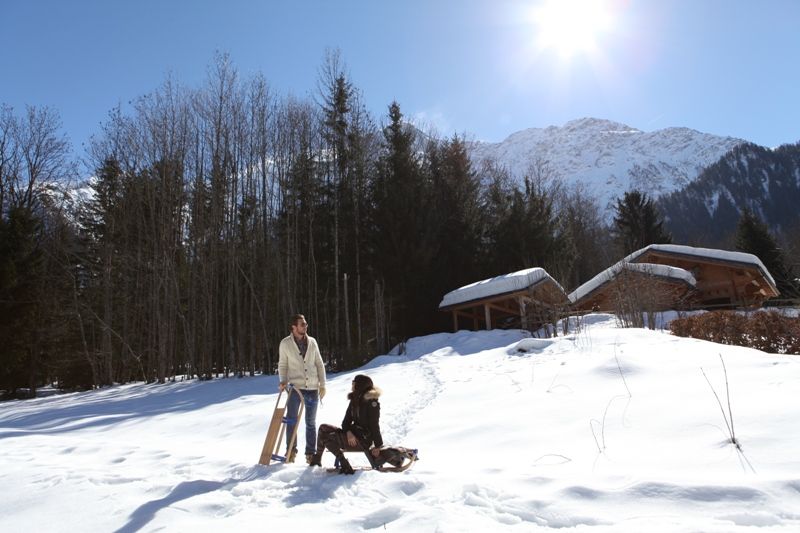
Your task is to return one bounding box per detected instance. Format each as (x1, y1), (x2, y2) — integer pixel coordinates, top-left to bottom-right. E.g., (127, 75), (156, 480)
(658, 142), (800, 244)
(470, 118), (746, 212)
(2, 315), (799, 531)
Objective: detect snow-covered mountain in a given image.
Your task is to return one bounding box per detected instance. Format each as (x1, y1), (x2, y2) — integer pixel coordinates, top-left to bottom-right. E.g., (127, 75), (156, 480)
(470, 118), (746, 213)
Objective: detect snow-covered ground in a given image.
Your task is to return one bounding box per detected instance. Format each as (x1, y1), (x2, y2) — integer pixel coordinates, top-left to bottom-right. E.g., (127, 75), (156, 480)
(2, 314), (799, 532)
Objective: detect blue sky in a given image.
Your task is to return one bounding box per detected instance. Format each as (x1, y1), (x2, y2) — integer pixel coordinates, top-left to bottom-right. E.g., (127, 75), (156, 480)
(2, 0), (799, 154)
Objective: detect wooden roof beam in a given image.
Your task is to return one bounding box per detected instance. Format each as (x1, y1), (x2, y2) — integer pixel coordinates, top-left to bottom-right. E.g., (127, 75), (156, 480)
(487, 301), (520, 315)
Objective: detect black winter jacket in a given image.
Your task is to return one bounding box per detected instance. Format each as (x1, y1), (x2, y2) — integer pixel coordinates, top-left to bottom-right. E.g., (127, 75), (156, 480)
(341, 387), (383, 448)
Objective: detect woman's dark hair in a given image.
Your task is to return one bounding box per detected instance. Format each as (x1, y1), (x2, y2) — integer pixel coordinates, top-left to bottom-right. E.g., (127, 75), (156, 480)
(347, 374), (373, 402)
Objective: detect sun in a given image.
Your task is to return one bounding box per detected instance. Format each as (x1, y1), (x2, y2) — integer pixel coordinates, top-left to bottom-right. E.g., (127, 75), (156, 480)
(531, 0), (614, 59)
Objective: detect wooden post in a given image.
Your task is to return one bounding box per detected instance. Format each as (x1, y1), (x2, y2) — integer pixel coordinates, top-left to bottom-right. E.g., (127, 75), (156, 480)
(729, 276), (740, 306)
(484, 304), (492, 330)
(519, 296), (528, 330)
(452, 310), (458, 332)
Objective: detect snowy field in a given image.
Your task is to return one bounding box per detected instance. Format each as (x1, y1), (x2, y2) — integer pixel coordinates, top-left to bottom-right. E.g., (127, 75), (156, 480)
(2, 313), (799, 532)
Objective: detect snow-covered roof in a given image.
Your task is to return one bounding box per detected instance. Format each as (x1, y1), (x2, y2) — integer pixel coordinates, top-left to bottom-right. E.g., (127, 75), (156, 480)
(624, 263), (697, 284)
(629, 244), (776, 287)
(569, 262), (696, 303)
(439, 268), (564, 309)
(569, 243), (776, 304)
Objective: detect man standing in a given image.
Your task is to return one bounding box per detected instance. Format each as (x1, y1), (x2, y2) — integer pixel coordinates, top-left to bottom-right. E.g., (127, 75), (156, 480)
(278, 314), (326, 464)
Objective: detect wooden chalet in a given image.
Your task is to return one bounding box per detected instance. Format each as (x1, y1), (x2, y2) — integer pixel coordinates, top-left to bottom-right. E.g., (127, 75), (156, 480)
(570, 244), (779, 311)
(569, 262), (697, 312)
(438, 268), (569, 331)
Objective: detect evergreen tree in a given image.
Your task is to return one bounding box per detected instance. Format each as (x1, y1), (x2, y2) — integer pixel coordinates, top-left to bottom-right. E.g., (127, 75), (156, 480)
(482, 166), (562, 278)
(371, 101), (433, 338)
(0, 207), (43, 396)
(318, 54), (351, 355)
(0, 105), (75, 397)
(735, 209), (800, 300)
(422, 134), (485, 330)
(613, 190), (672, 255)
(77, 158), (128, 386)
(426, 134), (483, 287)
(479, 161), (513, 269)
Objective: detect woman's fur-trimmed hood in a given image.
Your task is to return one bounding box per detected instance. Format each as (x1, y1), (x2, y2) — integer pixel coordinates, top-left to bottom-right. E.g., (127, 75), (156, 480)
(363, 387), (382, 400)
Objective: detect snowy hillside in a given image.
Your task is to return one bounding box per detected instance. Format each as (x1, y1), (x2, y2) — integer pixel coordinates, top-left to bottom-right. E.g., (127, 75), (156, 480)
(2, 314), (799, 532)
(471, 118), (745, 213)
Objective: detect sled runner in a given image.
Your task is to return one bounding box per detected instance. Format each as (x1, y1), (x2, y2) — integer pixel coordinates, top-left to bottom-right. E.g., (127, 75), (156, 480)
(325, 446), (419, 473)
(258, 385), (305, 466)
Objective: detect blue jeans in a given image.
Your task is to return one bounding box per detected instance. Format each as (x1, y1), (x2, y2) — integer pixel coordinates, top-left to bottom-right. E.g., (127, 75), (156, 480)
(285, 388), (319, 455)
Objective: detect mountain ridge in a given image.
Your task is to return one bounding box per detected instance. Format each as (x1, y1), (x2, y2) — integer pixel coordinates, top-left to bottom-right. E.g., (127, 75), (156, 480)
(469, 117), (748, 213)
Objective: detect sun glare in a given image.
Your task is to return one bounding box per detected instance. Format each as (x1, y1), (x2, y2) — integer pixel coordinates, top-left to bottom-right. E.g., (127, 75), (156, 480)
(531, 0), (614, 59)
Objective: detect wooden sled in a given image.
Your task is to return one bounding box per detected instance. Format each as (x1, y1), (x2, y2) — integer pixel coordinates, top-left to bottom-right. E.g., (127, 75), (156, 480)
(258, 386), (305, 466)
(325, 446), (418, 473)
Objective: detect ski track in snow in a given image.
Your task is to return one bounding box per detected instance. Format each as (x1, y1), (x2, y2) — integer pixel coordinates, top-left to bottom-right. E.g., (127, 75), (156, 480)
(382, 351), (443, 443)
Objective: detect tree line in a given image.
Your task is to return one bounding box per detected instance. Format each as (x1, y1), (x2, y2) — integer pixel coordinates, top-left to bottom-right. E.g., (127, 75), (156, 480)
(3, 52), (795, 398)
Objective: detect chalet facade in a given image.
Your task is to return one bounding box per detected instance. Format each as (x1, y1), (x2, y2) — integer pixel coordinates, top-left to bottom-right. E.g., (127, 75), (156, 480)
(570, 244), (779, 311)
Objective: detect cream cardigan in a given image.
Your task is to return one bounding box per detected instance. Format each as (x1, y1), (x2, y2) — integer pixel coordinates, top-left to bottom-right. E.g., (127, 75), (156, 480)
(278, 334), (326, 390)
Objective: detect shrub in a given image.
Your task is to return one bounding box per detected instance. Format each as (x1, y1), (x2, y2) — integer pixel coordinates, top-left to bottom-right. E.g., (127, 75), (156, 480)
(670, 310), (800, 355)
(745, 310), (800, 354)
